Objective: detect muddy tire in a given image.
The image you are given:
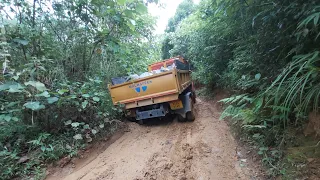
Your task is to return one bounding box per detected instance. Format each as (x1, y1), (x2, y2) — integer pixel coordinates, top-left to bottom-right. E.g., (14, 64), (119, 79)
(186, 111), (195, 121)
(177, 114), (187, 122)
(126, 117), (136, 122)
(137, 120), (144, 125)
(187, 96), (196, 121)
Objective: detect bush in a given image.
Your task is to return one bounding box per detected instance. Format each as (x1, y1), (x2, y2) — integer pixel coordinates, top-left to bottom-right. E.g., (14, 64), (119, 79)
(0, 72), (123, 179)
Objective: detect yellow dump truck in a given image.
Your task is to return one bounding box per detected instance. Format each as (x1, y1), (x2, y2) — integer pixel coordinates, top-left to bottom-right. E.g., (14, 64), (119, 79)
(108, 57), (196, 124)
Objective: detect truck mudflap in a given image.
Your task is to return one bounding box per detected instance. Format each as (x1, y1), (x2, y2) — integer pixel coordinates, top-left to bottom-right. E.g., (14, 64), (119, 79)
(136, 104), (169, 120)
(174, 92), (192, 118)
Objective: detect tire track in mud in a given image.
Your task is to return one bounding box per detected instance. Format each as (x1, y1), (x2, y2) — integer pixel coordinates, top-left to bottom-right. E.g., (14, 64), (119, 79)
(46, 97), (262, 180)
(138, 122), (198, 180)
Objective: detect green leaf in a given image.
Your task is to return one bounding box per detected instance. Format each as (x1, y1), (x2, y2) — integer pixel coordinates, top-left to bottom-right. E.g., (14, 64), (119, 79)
(8, 87), (22, 93)
(23, 101), (45, 111)
(93, 97), (100, 102)
(12, 117), (19, 121)
(255, 73), (261, 80)
(83, 124), (90, 129)
(0, 83), (11, 91)
(41, 146), (46, 152)
(5, 102), (18, 108)
(135, 3), (147, 14)
(4, 115), (11, 122)
(64, 120), (72, 126)
(8, 88), (22, 93)
(8, 83), (24, 93)
(124, 10), (134, 18)
(6, 101), (19, 108)
(127, 20), (135, 31)
(82, 94), (90, 98)
(129, 19), (136, 26)
(12, 76), (19, 80)
(91, 129), (97, 134)
(71, 122), (80, 127)
(1, 82), (23, 91)
(280, 169), (286, 175)
(99, 124), (104, 128)
(47, 97), (59, 104)
(91, 0), (102, 6)
(25, 81), (47, 91)
(117, 0), (126, 5)
(314, 13), (320, 26)
(259, 147), (268, 151)
(58, 89), (69, 95)
(73, 134), (83, 140)
(82, 100), (88, 109)
(35, 91), (50, 98)
(13, 38), (29, 45)
(38, 66), (46, 71)
(0, 115), (13, 122)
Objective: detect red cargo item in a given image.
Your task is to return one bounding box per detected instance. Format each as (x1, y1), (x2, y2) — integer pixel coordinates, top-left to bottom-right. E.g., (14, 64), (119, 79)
(148, 56), (186, 71)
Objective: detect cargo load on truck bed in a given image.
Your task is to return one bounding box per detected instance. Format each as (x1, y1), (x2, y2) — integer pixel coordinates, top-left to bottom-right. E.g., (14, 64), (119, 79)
(108, 56), (196, 124)
(110, 56), (190, 85)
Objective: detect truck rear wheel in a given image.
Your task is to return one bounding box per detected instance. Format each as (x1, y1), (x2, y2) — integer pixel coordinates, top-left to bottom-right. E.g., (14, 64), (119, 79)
(126, 117), (136, 122)
(186, 111), (195, 121)
(187, 96), (195, 121)
(177, 114), (187, 122)
(137, 120), (144, 125)
(177, 94), (196, 122)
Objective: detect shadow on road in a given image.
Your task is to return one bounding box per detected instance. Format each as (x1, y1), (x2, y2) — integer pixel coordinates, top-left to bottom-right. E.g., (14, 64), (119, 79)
(127, 114), (195, 126)
(142, 114), (175, 126)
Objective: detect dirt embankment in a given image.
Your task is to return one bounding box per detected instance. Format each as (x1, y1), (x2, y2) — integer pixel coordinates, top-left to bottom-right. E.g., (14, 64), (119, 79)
(46, 95), (263, 180)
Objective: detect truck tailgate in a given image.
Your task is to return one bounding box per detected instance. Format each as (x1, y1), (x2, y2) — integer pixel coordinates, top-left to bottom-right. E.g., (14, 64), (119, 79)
(109, 70), (181, 109)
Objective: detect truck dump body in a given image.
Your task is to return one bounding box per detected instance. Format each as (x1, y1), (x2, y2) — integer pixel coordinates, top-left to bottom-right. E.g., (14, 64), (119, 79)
(109, 69), (191, 110)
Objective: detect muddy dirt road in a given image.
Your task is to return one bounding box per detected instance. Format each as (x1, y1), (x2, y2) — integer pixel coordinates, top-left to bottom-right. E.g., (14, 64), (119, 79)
(47, 97), (262, 180)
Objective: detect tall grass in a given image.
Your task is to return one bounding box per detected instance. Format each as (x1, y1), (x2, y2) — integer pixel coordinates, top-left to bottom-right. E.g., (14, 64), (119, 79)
(263, 51), (320, 124)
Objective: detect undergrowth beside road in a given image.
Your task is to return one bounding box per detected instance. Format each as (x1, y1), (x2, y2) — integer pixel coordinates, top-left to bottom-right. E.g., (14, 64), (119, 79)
(219, 91), (320, 179)
(0, 78), (123, 179)
(196, 88), (215, 100)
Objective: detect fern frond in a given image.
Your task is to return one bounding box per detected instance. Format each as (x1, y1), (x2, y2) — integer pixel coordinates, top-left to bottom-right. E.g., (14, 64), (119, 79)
(220, 105), (241, 120)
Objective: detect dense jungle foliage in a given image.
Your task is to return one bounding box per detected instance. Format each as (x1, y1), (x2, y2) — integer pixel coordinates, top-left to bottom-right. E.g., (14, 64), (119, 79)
(2, 0), (320, 178)
(163, 0), (320, 178)
(0, 0), (160, 179)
